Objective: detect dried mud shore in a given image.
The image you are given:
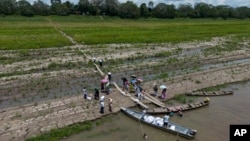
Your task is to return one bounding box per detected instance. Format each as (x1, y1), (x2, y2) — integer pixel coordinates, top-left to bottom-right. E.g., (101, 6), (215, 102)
(1, 36), (250, 141)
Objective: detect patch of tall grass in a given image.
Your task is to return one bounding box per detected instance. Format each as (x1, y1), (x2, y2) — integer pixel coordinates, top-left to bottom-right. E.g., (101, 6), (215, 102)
(26, 122), (92, 141)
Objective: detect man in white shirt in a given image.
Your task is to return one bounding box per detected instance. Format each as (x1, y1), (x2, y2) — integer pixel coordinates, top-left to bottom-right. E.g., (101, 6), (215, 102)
(163, 114), (169, 128)
(83, 87), (87, 99)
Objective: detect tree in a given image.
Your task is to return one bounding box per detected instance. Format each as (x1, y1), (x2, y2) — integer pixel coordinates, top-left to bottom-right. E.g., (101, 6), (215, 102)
(118, 1), (139, 19)
(105, 0), (119, 16)
(140, 3), (148, 18)
(148, 1), (154, 11)
(90, 0), (105, 15)
(33, 0), (50, 16)
(215, 5), (231, 19)
(177, 4), (193, 18)
(153, 3), (176, 19)
(194, 2), (212, 18)
(78, 0), (90, 15)
(50, 0), (71, 16)
(64, 1), (75, 14)
(236, 6), (250, 19)
(0, 0), (16, 15)
(51, 0), (61, 5)
(16, 0), (34, 17)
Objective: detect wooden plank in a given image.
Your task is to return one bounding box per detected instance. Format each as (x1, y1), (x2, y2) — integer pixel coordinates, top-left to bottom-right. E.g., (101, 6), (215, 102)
(144, 92), (165, 107)
(128, 96), (149, 109)
(112, 82), (127, 96)
(93, 63), (105, 77)
(144, 96), (165, 108)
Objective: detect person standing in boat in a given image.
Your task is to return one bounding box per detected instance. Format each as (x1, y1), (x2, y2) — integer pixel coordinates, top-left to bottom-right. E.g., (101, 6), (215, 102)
(189, 129), (197, 135)
(141, 109), (147, 120)
(163, 114), (170, 128)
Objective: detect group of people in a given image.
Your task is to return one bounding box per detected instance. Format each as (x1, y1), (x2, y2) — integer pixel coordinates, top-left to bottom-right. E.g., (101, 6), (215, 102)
(153, 83), (167, 99)
(100, 96), (113, 114)
(83, 86), (113, 114)
(93, 57), (103, 68)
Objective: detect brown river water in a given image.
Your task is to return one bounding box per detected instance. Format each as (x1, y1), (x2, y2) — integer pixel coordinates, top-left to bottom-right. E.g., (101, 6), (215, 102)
(61, 82), (250, 141)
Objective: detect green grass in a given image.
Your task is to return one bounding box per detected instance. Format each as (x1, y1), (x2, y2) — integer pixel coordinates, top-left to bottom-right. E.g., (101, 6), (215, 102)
(1, 16), (250, 50)
(0, 16), (72, 50)
(26, 122), (92, 141)
(25, 114), (117, 141)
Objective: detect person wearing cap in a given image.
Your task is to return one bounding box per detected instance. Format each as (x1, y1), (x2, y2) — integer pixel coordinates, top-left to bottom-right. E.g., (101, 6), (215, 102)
(204, 97), (210, 103)
(189, 129), (197, 135)
(99, 59), (103, 67)
(108, 98), (113, 112)
(100, 100), (105, 114)
(108, 72), (112, 82)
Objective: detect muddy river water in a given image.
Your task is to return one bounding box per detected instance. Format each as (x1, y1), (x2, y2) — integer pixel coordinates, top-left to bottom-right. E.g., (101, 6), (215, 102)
(61, 82), (250, 141)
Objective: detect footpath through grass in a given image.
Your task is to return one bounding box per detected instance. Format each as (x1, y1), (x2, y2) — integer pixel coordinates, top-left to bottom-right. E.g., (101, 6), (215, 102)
(1, 16), (250, 50)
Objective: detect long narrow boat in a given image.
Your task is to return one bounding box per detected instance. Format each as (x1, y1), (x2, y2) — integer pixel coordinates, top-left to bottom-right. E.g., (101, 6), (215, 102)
(185, 90), (233, 96)
(146, 98), (210, 114)
(121, 107), (197, 140)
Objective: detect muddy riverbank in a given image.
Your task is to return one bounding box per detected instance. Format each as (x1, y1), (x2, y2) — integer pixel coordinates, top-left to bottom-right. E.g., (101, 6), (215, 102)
(1, 36), (250, 140)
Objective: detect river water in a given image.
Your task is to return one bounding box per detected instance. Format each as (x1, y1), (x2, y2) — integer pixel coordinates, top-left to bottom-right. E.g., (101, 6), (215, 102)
(62, 81), (250, 141)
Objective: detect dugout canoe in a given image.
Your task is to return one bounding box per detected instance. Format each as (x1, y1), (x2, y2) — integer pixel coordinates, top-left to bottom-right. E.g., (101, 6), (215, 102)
(185, 90), (233, 96)
(146, 98), (210, 114)
(120, 107), (197, 139)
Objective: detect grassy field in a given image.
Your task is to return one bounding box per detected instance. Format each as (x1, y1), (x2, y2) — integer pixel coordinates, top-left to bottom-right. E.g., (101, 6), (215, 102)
(0, 16), (250, 50)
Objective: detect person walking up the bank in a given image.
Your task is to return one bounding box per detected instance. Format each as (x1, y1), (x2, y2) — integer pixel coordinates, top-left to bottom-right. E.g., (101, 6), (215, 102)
(99, 59), (103, 67)
(83, 87), (87, 99)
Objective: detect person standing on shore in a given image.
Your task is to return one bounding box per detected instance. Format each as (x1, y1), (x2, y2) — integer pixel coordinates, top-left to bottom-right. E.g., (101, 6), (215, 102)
(99, 59), (103, 67)
(108, 98), (113, 112)
(83, 87), (87, 99)
(100, 97), (105, 114)
(153, 83), (158, 97)
(94, 88), (99, 100)
(161, 88), (167, 99)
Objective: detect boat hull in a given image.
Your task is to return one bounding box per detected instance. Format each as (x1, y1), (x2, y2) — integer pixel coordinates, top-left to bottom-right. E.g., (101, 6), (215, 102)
(186, 90), (233, 96)
(146, 99), (209, 114)
(120, 107), (195, 139)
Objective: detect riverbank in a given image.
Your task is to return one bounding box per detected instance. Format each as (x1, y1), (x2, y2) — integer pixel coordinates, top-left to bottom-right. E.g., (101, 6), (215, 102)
(1, 55), (250, 140)
(1, 18), (250, 140)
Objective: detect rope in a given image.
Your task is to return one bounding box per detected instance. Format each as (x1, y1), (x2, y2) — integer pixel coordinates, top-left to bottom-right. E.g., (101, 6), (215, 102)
(138, 118), (144, 135)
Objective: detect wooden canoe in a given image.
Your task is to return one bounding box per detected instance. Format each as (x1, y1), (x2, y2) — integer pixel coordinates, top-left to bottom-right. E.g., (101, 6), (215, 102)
(185, 90), (233, 96)
(120, 107), (196, 139)
(146, 99), (209, 114)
